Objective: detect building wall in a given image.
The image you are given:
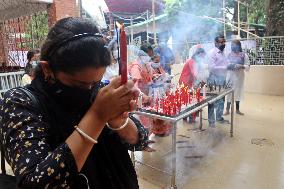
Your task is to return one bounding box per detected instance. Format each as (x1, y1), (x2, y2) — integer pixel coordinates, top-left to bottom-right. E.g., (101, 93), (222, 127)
(0, 25), (5, 66)
(244, 66), (284, 96)
(48, 0), (80, 26)
(171, 64), (284, 96)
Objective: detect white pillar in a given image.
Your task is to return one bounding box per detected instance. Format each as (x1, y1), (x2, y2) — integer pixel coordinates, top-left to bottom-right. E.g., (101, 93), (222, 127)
(130, 16), (133, 44)
(237, 0), (240, 37)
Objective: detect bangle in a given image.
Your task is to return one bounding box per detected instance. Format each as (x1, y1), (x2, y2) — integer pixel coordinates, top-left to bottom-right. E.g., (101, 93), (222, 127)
(106, 118), (129, 131)
(74, 126), (98, 144)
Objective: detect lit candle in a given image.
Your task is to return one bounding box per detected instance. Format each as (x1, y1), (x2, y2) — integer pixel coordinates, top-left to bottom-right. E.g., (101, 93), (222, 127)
(188, 88), (191, 104)
(183, 87), (188, 105)
(202, 84), (206, 99)
(197, 88), (201, 102)
(155, 98), (159, 112)
(161, 99), (165, 114)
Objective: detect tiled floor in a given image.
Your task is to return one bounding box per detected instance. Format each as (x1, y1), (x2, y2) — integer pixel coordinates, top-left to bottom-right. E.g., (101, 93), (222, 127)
(138, 93), (284, 189)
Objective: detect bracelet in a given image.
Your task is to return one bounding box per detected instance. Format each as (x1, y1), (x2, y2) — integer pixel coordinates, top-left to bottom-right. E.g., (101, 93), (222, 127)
(106, 118), (129, 131)
(74, 126), (98, 144)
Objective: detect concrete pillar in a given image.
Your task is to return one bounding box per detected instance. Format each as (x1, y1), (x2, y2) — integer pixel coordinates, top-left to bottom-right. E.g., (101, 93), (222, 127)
(47, 0), (80, 27)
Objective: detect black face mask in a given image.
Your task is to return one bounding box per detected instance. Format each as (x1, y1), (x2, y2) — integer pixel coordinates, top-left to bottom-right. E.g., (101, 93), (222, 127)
(48, 80), (101, 111)
(217, 44), (226, 52)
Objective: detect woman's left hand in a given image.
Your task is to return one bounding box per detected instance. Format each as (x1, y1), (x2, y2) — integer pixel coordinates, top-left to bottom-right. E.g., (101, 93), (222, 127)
(108, 114), (139, 144)
(108, 114), (128, 129)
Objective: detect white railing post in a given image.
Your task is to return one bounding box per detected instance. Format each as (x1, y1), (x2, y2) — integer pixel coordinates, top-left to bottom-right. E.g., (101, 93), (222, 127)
(0, 71), (25, 95)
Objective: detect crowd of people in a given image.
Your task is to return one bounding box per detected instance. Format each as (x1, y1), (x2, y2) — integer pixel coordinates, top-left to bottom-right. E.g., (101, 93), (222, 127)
(0, 17), (250, 188)
(179, 35), (250, 127)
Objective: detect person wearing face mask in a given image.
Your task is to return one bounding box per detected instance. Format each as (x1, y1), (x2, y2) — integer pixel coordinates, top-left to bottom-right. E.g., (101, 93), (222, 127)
(224, 39), (250, 115)
(0, 17), (150, 189)
(207, 35), (230, 127)
(179, 46), (208, 123)
(154, 40), (175, 75)
(24, 49), (40, 75)
(128, 50), (153, 95)
(151, 55), (165, 74)
(140, 43), (154, 59)
(128, 49), (157, 150)
(152, 55), (167, 79)
(149, 55), (165, 98)
(145, 54), (172, 136)
(180, 46), (208, 88)
(150, 54), (173, 94)
(21, 60), (38, 86)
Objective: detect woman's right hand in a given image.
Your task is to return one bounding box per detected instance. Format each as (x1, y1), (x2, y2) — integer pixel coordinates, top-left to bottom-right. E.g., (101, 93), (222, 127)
(90, 77), (139, 122)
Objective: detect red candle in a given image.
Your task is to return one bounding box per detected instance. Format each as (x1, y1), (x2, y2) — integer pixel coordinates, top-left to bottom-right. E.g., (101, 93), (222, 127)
(155, 98), (159, 112)
(166, 101), (170, 115)
(183, 87), (187, 105)
(161, 99), (165, 114)
(169, 94), (174, 115)
(173, 105), (176, 116)
(188, 89), (191, 104)
(197, 88), (201, 102)
(119, 24), (128, 85)
(185, 87), (189, 105)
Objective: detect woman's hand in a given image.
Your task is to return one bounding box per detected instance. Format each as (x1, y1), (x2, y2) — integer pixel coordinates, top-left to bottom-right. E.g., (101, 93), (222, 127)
(89, 77), (139, 123)
(142, 94), (151, 105)
(153, 74), (161, 81)
(108, 114), (128, 129)
(108, 115), (139, 144)
(234, 64), (245, 70)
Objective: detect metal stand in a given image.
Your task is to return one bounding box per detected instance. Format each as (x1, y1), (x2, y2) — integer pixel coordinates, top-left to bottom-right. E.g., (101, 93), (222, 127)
(132, 89), (234, 188)
(199, 109), (203, 130)
(131, 150), (135, 166)
(230, 91), (234, 137)
(171, 122), (177, 189)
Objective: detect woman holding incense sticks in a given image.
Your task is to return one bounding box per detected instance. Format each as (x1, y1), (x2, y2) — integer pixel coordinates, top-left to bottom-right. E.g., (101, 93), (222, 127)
(224, 39), (250, 115)
(0, 17), (148, 189)
(102, 36), (156, 151)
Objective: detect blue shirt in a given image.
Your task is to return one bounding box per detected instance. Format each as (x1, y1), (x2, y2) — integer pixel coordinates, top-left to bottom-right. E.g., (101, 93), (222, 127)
(154, 47), (175, 74)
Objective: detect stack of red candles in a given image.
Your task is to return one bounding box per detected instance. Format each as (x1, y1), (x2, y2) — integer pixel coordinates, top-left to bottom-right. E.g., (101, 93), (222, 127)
(143, 83), (206, 116)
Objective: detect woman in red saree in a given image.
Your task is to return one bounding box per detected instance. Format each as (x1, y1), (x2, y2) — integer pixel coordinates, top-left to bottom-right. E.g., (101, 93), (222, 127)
(179, 46), (207, 123)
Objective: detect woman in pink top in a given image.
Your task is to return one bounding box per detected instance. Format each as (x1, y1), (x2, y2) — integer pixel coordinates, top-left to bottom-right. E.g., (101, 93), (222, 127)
(128, 51), (153, 95)
(128, 51), (156, 150)
(129, 51), (172, 137)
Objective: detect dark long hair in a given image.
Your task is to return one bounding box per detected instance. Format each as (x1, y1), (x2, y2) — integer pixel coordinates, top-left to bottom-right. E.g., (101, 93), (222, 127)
(27, 49), (40, 63)
(38, 17), (111, 77)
